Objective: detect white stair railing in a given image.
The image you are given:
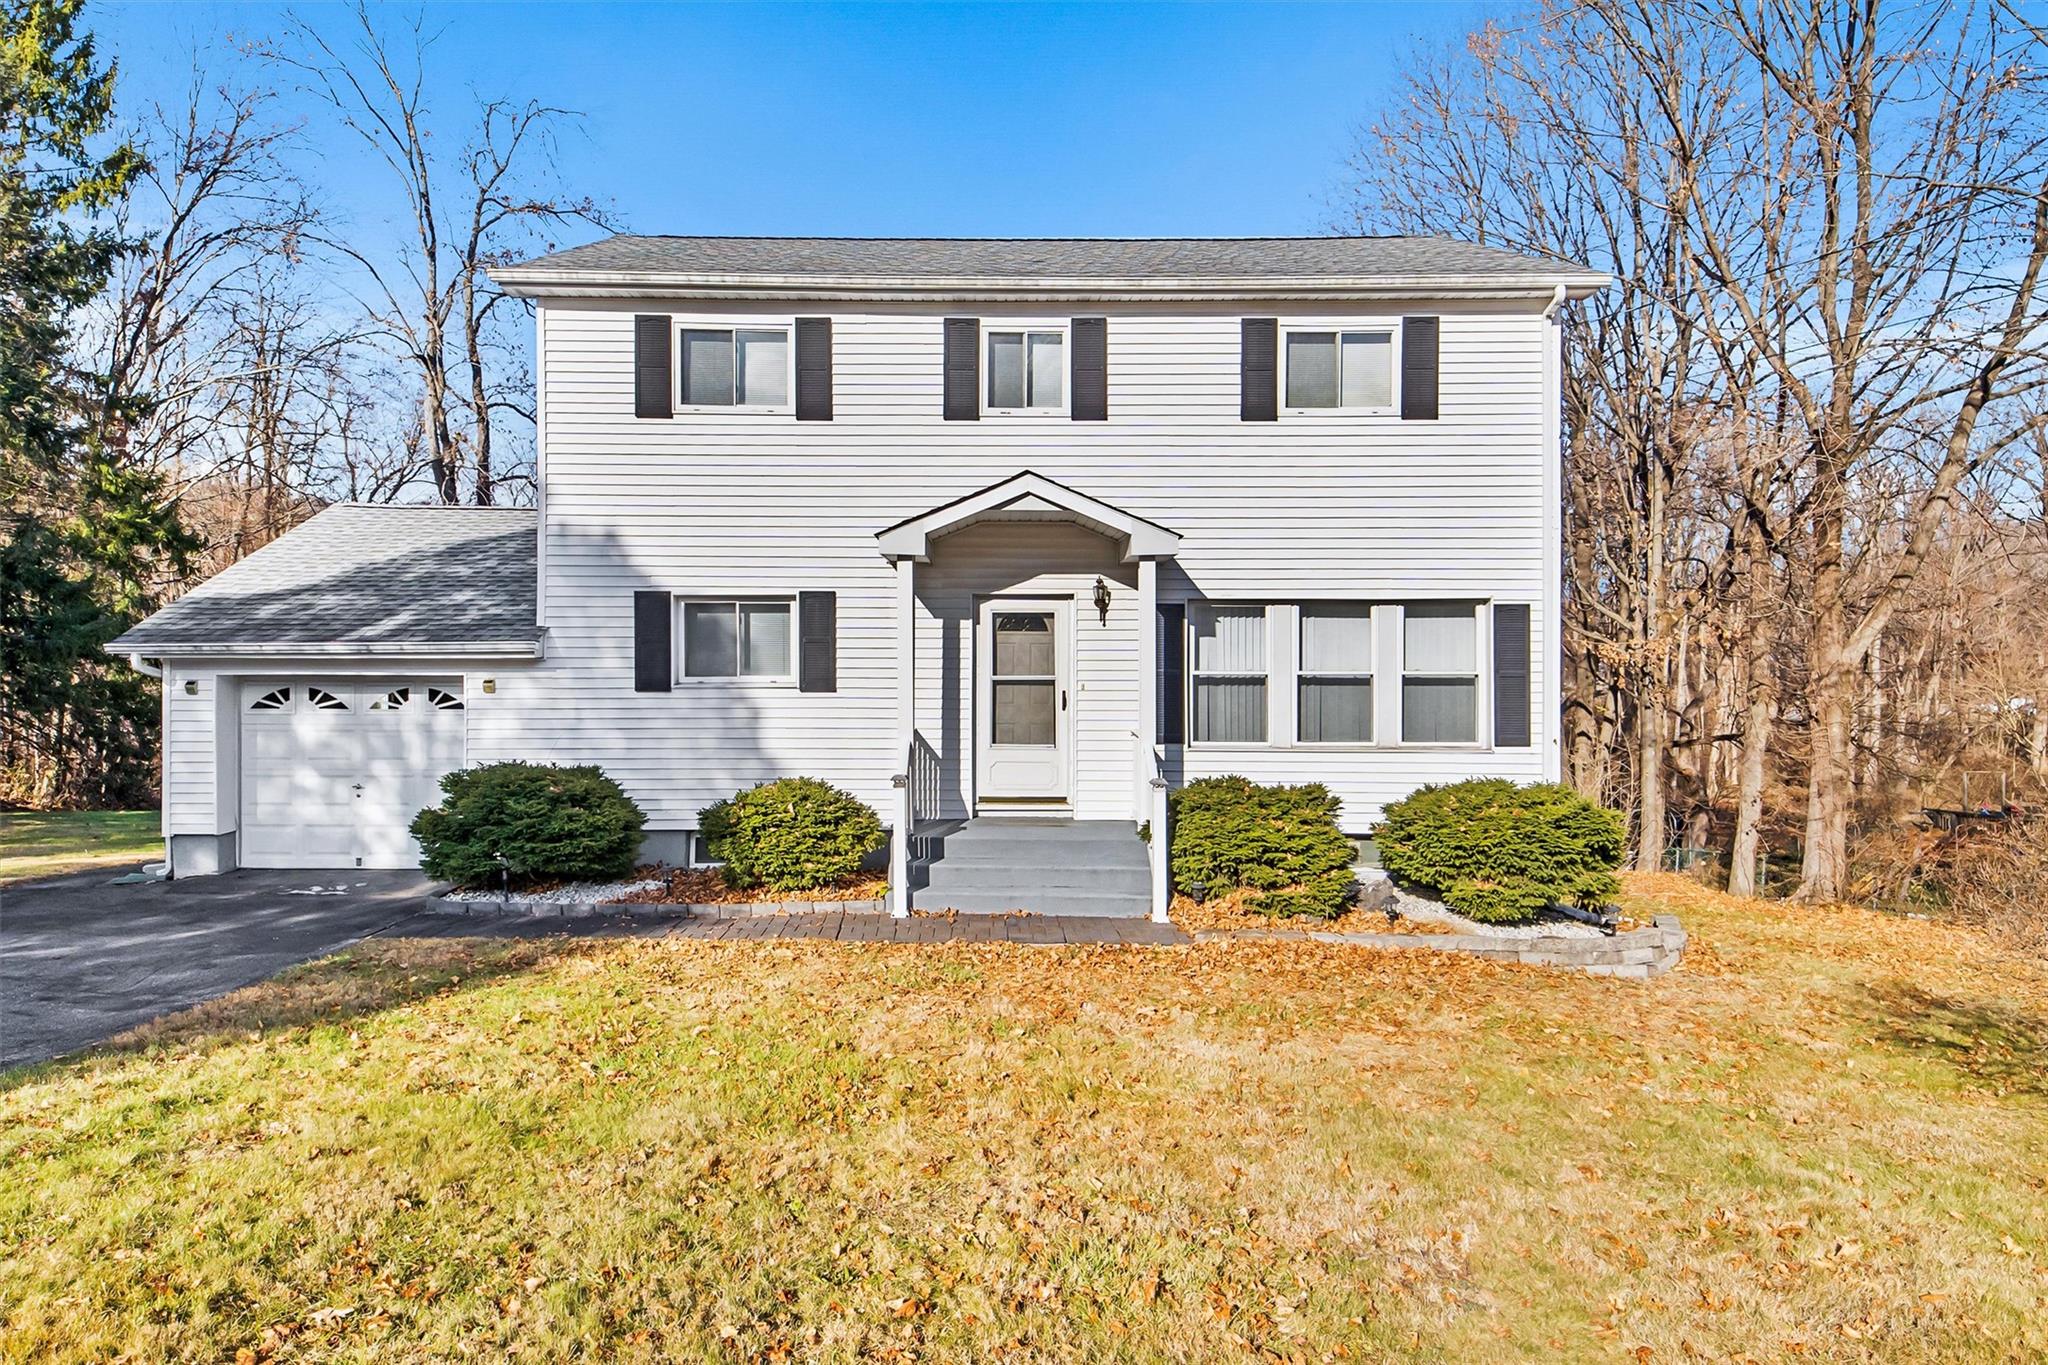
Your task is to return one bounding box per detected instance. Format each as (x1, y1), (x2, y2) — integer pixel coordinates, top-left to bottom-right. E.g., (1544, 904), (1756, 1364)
(1136, 730), (1171, 923)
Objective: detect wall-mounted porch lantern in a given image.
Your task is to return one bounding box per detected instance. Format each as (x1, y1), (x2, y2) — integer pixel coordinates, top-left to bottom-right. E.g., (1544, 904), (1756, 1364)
(1092, 576), (1112, 625)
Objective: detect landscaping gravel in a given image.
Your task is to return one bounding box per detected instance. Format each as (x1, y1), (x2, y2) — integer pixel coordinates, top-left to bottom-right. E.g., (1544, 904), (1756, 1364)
(441, 877), (664, 905)
(1383, 884), (1606, 939)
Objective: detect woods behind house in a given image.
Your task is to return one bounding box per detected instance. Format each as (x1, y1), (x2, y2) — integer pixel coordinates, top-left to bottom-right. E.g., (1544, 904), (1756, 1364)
(6, 0), (2046, 912)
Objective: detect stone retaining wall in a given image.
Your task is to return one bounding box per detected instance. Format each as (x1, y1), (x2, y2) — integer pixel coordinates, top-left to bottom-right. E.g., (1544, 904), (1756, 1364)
(425, 894), (887, 921)
(1207, 913), (1687, 979)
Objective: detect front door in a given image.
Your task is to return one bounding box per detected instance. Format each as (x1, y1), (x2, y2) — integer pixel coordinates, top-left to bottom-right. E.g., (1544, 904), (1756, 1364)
(976, 599), (1070, 804)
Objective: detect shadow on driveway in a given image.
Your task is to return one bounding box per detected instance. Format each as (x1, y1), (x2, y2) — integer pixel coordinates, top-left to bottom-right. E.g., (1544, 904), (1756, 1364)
(0, 866), (449, 1070)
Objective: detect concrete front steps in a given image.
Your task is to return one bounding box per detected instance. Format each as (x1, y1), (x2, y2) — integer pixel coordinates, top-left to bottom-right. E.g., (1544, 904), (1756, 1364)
(910, 817), (1151, 917)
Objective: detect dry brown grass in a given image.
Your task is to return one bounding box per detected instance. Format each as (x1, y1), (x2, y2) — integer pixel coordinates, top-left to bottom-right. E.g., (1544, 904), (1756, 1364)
(616, 866), (890, 905)
(1170, 885), (1462, 936)
(3, 874), (2045, 1362)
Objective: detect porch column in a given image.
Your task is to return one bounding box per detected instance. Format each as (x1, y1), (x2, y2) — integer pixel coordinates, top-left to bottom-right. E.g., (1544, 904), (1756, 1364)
(1136, 558), (1158, 817)
(889, 556), (915, 917)
(1137, 557), (1170, 922)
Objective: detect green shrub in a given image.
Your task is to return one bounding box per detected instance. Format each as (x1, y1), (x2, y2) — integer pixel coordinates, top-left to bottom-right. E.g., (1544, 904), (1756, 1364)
(411, 761), (646, 886)
(1248, 869), (1358, 919)
(1170, 775), (1356, 918)
(1375, 779), (1625, 923)
(698, 777), (886, 891)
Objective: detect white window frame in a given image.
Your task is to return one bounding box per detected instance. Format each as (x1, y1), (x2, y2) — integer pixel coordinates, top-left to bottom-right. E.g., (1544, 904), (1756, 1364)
(1186, 602), (1272, 747)
(675, 596), (797, 685)
(1396, 600), (1488, 748)
(1279, 321), (1401, 416)
(674, 321), (795, 415)
(982, 322), (1071, 416)
(1295, 603), (1376, 746)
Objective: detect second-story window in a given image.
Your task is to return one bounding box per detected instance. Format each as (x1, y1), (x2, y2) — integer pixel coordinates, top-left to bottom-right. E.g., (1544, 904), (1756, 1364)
(1284, 329), (1394, 411)
(986, 329), (1065, 412)
(680, 326), (789, 408)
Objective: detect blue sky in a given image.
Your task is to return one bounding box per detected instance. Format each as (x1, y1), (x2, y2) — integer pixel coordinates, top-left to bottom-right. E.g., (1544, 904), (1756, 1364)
(96, 1), (1501, 244)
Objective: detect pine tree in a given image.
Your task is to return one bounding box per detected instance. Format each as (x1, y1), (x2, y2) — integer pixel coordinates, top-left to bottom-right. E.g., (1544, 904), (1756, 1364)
(1, 0), (192, 807)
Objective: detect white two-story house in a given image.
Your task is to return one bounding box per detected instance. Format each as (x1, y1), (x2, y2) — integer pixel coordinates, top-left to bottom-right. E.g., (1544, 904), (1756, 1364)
(113, 236), (1605, 917)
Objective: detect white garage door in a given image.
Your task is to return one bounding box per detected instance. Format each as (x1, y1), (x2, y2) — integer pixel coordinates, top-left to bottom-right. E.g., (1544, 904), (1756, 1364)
(240, 679), (466, 869)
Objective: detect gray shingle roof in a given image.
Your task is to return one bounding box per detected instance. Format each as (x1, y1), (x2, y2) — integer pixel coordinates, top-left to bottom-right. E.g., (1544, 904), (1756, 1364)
(111, 504), (538, 654)
(498, 235), (1601, 284)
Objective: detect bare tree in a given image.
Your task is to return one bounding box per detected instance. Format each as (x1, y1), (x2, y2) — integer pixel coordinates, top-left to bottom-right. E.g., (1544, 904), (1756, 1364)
(1343, 0), (2048, 901)
(270, 4), (607, 505)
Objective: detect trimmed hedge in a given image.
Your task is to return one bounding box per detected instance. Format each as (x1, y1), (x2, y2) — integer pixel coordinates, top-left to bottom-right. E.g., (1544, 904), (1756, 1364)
(698, 777), (886, 891)
(1170, 776), (1356, 919)
(411, 762), (646, 886)
(1375, 778), (1624, 923)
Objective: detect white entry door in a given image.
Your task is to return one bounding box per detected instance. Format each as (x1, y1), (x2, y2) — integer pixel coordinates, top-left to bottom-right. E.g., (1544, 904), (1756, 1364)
(240, 679), (466, 869)
(975, 599), (1070, 803)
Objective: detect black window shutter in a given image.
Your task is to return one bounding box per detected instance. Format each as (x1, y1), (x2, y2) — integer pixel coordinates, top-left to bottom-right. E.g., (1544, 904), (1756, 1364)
(943, 317), (979, 420)
(798, 591), (837, 692)
(1157, 603), (1186, 745)
(634, 315), (672, 418)
(795, 317), (832, 420)
(1493, 602), (1531, 746)
(1240, 318), (1277, 421)
(1401, 315), (1440, 420)
(1071, 317), (1107, 421)
(633, 590), (672, 692)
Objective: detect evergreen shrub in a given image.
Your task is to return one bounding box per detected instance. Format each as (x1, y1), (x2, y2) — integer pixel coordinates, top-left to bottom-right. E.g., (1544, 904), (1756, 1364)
(698, 777), (886, 891)
(1375, 778), (1625, 923)
(411, 762), (646, 885)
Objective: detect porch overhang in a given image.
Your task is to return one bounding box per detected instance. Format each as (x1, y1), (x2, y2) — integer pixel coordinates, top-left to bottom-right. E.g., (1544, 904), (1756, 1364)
(875, 471), (1182, 563)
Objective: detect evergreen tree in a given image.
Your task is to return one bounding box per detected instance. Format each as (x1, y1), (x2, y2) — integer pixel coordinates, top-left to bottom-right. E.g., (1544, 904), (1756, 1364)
(1, 0), (191, 808)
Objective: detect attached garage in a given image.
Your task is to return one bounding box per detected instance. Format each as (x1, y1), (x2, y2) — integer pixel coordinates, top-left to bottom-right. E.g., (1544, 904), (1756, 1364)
(239, 680), (467, 869)
(107, 505), (542, 878)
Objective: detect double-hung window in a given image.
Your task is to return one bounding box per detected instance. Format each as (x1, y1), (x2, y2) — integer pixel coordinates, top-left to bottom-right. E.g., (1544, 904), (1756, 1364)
(1284, 329), (1395, 411)
(986, 329), (1065, 412)
(681, 600), (793, 680)
(1190, 604), (1267, 743)
(1401, 603), (1479, 742)
(679, 326), (790, 408)
(1298, 605), (1373, 743)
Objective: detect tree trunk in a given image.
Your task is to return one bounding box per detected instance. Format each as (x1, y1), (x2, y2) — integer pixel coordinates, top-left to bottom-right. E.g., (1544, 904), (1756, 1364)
(1728, 593), (1775, 897)
(1634, 696), (1667, 872)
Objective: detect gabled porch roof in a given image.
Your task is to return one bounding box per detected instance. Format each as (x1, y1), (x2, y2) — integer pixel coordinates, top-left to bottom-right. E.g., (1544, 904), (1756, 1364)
(875, 471), (1182, 563)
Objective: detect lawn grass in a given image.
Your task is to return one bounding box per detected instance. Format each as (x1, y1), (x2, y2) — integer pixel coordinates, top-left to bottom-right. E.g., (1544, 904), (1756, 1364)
(0, 809), (161, 885)
(3, 874), (2045, 1361)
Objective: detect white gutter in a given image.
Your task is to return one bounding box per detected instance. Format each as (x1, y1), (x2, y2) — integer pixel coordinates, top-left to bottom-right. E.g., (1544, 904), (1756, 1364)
(1542, 283), (1568, 318)
(489, 268), (1613, 304)
(102, 639), (544, 661)
(126, 652), (162, 678)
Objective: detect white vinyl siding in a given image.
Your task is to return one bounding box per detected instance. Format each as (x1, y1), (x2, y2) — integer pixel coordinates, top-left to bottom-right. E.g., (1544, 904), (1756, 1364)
(488, 298), (1555, 837)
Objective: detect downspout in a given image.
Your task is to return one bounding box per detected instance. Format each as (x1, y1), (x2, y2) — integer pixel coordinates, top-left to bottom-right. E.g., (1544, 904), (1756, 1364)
(1542, 283), (1567, 319)
(127, 653), (162, 678)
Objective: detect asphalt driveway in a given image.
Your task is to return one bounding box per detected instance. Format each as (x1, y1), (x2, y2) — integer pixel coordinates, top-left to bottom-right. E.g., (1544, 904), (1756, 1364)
(0, 866), (449, 1070)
